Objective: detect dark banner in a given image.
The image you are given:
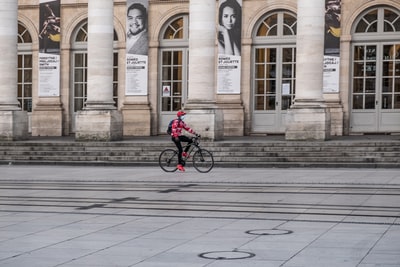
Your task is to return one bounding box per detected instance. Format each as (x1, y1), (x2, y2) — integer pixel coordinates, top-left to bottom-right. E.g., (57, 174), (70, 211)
(126, 0), (149, 95)
(39, 0), (60, 97)
(39, 0), (60, 54)
(217, 0), (242, 94)
(323, 0), (341, 93)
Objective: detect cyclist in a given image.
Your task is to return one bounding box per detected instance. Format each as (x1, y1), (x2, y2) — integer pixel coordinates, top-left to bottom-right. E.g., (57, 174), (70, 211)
(170, 110), (199, 172)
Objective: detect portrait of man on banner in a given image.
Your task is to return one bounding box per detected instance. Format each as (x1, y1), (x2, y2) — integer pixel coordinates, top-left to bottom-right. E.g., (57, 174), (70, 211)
(126, 0), (149, 55)
(39, 0), (60, 54)
(218, 0), (242, 56)
(125, 0), (149, 96)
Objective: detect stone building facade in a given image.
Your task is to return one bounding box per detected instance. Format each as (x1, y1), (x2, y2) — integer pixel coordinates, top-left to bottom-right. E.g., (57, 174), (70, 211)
(1, 0), (399, 140)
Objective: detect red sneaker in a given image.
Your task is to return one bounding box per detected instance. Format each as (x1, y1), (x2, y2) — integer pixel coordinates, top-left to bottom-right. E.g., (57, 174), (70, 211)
(177, 164), (185, 172)
(182, 152), (189, 158)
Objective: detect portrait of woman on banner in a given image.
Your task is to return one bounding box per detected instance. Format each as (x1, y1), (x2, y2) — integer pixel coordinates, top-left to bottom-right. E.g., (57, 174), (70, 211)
(218, 0), (242, 56)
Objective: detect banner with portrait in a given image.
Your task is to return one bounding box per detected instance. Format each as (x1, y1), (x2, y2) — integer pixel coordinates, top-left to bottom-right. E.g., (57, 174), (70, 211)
(125, 0), (149, 96)
(217, 0), (242, 94)
(38, 0), (60, 97)
(323, 0), (341, 93)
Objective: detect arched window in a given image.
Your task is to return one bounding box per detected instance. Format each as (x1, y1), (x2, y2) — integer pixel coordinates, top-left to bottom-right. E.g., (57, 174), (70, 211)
(355, 7), (400, 33)
(256, 11), (297, 37)
(163, 16), (185, 39)
(71, 20), (119, 113)
(350, 6), (400, 133)
(252, 11), (297, 133)
(17, 23), (33, 112)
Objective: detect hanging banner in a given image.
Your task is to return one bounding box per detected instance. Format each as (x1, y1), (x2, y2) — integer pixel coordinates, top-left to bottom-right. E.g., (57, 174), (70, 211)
(323, 0), (341, 93)
(38, 0), (60, 97)
(217, 0), (242, 94)
(126, 0), (149, 96)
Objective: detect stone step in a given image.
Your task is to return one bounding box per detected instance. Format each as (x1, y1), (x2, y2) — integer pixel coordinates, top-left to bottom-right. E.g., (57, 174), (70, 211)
(1, 142), (399, 150)
(1, 151), (400, 161)
(1, 138), (399, 168)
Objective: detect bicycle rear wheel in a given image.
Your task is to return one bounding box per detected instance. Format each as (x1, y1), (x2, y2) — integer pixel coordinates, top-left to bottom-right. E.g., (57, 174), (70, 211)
(159, 149), (178, 172)
(193, 149), (214, 173)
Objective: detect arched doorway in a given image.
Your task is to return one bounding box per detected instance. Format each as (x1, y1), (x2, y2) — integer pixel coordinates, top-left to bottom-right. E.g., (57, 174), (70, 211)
(17, 22), (33, 132)
(251, 10), (297, 133)
(70, 20), (119, 133)
(350, 6), (400, 133)
(158, 15), (189, 133)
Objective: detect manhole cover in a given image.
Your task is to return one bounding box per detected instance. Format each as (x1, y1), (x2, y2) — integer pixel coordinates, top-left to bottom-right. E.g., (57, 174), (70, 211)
(198, 251), (255, 260)
(246, 229), (293, 235)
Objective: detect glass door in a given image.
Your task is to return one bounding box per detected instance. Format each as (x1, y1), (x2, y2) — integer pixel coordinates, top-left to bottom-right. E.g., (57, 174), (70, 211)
(252, 46), (296, 132)
(159, 49), (188, 133)
(161, 49), (186, 113)
(351, 43), (400, 132)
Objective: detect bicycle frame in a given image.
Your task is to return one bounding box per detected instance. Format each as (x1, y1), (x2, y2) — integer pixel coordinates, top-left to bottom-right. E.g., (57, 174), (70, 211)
(159, 136), (214, 173)
(182, 137), (200, 160)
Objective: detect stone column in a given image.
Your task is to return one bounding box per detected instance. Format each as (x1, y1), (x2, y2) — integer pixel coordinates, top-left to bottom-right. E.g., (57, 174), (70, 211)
(285, 0), (330, 140)
(185, 0), (223, 140)
(0, 0), (28, 140)
(75, 0), (122, 141)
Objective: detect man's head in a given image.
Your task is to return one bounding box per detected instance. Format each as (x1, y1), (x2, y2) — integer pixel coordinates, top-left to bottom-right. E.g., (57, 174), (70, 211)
(177, 110), (186, 119)
(127, 3), (147, 36)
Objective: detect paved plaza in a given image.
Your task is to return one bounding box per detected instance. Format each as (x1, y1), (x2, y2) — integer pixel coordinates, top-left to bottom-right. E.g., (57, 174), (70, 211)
(0, 165), (399, 267)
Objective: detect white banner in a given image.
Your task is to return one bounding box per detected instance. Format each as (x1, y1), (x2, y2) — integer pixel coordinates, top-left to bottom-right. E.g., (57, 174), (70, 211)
(217, 0), (242, 94)
(323, 56), (340, 93)
(39, 53), (60, 96)
(126, 54), (148, 95)
(125, 0), (149, 96)
(217, 55), (241, 94)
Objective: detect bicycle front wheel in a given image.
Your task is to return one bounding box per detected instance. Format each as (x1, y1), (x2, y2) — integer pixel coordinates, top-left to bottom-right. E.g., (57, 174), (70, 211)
(193, 149), (214, 173)
(159, 149), (178, 172)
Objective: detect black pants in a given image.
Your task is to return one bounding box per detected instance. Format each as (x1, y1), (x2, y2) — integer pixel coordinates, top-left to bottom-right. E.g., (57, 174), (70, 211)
(172, 136), (193, 165)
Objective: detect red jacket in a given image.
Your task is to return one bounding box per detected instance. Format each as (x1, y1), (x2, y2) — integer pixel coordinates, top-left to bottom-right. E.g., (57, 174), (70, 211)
(171, 119), (195, 138)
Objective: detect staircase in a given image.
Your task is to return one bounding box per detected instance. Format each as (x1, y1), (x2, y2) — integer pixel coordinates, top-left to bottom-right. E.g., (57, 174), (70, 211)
(0, 135), (399, 168)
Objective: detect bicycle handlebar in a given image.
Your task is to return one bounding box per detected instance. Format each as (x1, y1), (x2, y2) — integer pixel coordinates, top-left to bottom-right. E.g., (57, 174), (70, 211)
(192, 135), (201, 144)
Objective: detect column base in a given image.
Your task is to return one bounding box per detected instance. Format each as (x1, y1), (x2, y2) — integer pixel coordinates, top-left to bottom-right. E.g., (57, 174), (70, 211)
(31, 101), (63, 136)
(0, 110), (28, 141)
(75, 110), (122, 141)
(326, 100), (343, 136)
(285, 102), (331, 141)
(121, 102), (151, 136)
(185, 102), (223, 141)
(217, 99), (244, 136)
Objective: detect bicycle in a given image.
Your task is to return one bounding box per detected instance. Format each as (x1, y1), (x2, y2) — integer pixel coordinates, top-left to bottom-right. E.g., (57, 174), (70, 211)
(159, 136), (214, 173)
